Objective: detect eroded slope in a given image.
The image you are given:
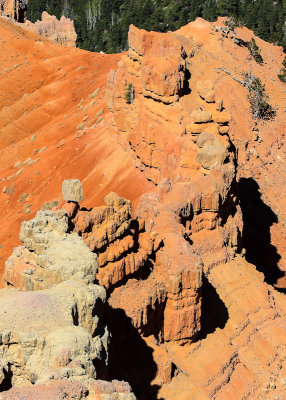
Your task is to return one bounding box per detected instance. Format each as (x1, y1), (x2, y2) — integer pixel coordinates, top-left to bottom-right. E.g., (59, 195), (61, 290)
(0, 15), (286, 400)
(0, 18), (153, 272)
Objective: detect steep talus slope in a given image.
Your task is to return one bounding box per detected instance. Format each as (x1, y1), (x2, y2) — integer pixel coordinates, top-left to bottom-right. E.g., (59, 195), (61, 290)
(0, 17), (153, 273)
(0, 15), (286, 400)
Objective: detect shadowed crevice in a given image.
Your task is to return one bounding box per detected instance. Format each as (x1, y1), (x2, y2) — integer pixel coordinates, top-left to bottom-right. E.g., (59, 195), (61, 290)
(178, 67), (191, 97)
(0, 365), (13, 392)
(196, 275), (229, 341)
(238, 177), (283, 286)
(106, 306), (162, 400)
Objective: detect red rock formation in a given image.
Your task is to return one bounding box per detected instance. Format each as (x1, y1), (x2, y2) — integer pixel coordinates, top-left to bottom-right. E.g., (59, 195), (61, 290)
(0, 380), (136, 399)
(104, 19), (286, 399)
(1, 14), (286, 400)
(66, 192), (156, 289)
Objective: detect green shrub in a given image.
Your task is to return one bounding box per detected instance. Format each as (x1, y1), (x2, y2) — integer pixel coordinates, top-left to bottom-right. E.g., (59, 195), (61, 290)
(41, 200), (59, 210)
(243, 74), (275, 120)
(96, 109), (104, 117)
(278, 57), (286, 83)
(89, 88), (100, 99)
(19, 193), (29, 203)
(247, 38), (263, 64)
(77, 123), (86, 130)
(125, 83), (135, 104)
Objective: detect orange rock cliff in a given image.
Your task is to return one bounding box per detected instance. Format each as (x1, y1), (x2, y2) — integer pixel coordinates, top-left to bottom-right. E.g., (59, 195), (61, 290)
(0, 15), (286, 400)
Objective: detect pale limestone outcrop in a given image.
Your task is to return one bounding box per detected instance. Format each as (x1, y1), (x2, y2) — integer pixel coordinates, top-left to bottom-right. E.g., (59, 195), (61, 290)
(22, 11), (77, 47)
(1, 205), (110, 390)
(4, 210), (97, 290)
(62, 179), (84, 202)
(0, 190), (142, 396)
(0, 280), (107, 387)
(196, 132), (229, 170)
(19, 209), (68, 254)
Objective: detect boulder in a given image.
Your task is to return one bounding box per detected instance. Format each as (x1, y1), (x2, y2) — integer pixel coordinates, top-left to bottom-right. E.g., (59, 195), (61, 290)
(186, 123), (205, 135)
(62, 179), (84, 202)
(196, 80), (214, 99)
(219, 125), (230, 135)
(196, 137), (229, 170)
(205, 89), (216, 103)
(191, 110), (212, 123)
(212, 110), (232, 124)
(196, 131), (215, 148)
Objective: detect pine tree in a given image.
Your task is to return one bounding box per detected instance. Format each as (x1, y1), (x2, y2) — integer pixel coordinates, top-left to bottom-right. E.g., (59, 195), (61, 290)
(228, 0), (239, 17)
(202, 0), (217, 21)
(217, 0), (229, 16)
(24, 0), (286, 53)
(256, 8), (269, 41)
(139, 0), (154, 30)
(217, 0), (239, 17)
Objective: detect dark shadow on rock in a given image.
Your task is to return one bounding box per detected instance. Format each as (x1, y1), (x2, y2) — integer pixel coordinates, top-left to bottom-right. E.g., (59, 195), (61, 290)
(276, 287), (286, 294)
(106, 305), (162, 400)
(238, 177), (283, 286)
(179, 67), (191, 97)
(196, 275), (229, 341)
(139, 299), (166, 342)
(0, 364), (12, 392)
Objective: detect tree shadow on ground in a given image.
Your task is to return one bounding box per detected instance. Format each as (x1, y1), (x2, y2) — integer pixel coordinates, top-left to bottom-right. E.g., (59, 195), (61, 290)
(106, 305), (162, 400)
(238, 177), (284, 287)
(196, 275), (229, 341)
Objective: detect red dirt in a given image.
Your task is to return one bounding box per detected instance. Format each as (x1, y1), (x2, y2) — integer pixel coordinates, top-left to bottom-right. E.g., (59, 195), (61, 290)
(0, 18), (153, 274)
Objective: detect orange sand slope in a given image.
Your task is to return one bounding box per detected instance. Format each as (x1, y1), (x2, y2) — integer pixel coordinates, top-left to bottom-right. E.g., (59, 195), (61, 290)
(0, 18), (153, 271)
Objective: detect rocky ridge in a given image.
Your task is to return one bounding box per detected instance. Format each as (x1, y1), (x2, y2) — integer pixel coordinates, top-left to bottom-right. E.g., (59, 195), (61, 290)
(22, 11), (77, 47)
(1, 10), (77, 47)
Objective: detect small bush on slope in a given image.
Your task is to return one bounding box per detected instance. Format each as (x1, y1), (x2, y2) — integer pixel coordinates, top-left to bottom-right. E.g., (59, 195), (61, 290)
(243, 73), (275, 120)
(278, 57), (286, 83)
